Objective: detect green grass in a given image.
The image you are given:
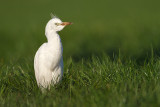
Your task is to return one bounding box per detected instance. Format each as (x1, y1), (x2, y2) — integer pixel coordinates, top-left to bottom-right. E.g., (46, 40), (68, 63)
(1, 0), (160, 106)
(1, 55), (160, 106)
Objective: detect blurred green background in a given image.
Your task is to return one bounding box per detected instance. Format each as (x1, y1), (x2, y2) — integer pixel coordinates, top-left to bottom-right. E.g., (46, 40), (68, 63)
(0, 0), (160, 62)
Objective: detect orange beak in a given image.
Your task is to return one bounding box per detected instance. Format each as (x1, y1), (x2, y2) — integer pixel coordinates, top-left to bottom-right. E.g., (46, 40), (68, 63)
(61, 22), (72, 26)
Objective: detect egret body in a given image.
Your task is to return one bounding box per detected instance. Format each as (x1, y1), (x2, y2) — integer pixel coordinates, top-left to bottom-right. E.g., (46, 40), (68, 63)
(34, 16), (72, 89)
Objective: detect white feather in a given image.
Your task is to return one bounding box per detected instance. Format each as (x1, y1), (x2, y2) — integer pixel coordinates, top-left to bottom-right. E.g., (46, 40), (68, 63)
(34, 17), (67, 90)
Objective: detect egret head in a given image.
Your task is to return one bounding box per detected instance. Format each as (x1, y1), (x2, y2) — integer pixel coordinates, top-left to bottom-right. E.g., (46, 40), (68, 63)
(45, 16), (72, 35)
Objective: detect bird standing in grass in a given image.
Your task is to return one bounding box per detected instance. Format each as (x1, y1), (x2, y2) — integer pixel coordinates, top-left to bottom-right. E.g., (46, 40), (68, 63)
(34, 16), (72, 89)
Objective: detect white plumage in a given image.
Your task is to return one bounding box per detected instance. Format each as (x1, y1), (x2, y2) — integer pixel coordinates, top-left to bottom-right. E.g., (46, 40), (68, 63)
(34, 16), (72, 89)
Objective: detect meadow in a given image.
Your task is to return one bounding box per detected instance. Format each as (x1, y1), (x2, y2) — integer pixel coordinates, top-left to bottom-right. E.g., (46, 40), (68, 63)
(0, 0), (160, 106)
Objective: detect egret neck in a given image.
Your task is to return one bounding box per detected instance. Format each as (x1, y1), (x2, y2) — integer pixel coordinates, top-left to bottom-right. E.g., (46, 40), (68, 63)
(46, 31), (62, 51)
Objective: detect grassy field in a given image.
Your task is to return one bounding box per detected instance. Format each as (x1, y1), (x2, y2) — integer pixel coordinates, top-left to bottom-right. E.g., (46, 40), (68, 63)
(0, 0), (160, 106)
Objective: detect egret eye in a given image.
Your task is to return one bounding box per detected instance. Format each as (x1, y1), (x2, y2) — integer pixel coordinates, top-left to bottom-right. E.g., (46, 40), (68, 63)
(55, 23), (60, 26)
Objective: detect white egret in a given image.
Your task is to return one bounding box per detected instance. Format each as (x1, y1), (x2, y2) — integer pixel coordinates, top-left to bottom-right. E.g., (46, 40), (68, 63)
(34, 16), (72, 89)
